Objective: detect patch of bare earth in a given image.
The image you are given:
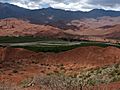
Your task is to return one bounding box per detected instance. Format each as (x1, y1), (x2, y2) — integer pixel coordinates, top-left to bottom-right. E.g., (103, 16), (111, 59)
(0, 46), (119, 89)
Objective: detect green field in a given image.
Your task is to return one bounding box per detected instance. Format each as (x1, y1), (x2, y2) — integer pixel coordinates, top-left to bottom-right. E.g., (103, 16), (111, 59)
(0, 36), (62, 43)
(0, 36), (120, 53)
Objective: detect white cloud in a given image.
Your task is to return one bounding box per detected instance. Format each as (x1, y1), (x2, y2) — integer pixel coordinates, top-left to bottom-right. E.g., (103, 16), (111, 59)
(0, 0), (120, 11)
(11, 1), (41, 9)
(50, 0), (91, 11)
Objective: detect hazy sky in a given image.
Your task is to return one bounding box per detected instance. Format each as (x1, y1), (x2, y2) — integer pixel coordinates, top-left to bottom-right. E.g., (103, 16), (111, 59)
(0, 0), (120, 11)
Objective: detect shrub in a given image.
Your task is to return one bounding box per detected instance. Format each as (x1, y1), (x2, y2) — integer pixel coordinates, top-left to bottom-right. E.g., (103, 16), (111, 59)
(12, 70), (18, 73)
(0, 81), (20, 90)
(34, 75), (83, 90)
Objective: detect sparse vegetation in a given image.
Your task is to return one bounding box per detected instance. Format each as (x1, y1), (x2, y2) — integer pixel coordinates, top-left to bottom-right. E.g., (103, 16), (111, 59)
(76, 63), (120, 86)
(28, 62), (120, 90)
(0, 81), (20, 90)
(0, 36), (61, 43)
(20, 77), (35, 88)
(34, 74), (83, 90)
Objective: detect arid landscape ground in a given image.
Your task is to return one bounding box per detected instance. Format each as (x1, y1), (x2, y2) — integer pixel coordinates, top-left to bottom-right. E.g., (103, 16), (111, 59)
(1, 46), (120, 90)
(0, 2), (120, 90)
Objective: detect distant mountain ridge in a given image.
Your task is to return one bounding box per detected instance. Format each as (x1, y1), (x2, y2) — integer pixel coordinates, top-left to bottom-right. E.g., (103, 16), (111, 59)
(0, 2), (120, 29)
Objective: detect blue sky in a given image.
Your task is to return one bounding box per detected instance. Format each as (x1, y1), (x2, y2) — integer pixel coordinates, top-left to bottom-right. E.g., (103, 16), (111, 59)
(0, 0), (120, 11)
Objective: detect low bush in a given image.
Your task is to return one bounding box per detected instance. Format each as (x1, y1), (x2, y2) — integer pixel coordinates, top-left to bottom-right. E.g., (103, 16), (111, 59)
(0, 81), (20, 90)
(31, 63), (120, 90)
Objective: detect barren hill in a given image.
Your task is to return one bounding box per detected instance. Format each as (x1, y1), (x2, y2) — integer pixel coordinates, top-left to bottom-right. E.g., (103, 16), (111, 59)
(0, 18), (66, 37)
(0, 46), (120, 69)
(65, 17), (120, 37)
(47, 46), (120, 67)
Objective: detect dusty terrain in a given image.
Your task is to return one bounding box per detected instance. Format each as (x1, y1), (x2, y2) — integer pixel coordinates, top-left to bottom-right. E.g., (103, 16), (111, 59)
(1, 46), (120, 68)
(0, 18), (66, 37)
(0, 46), (120, 89)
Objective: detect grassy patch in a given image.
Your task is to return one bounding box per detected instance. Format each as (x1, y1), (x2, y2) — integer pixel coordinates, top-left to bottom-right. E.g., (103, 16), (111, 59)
(0, 36), (62, 43)
(12, 44), (81, 52)
(0, 36), (120, 52)
(12, 42), (120, 53)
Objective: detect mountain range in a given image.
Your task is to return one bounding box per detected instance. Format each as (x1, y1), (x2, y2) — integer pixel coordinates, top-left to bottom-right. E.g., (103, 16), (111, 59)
(0, 2), (120, 42)
(0, 2), (120, 29)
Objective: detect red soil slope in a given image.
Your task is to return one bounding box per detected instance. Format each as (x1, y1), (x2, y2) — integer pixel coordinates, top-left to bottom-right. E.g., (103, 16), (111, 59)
(47, 46), (120, 66)
(0, 18), (66, 37)
(0, 46), (120, 69)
